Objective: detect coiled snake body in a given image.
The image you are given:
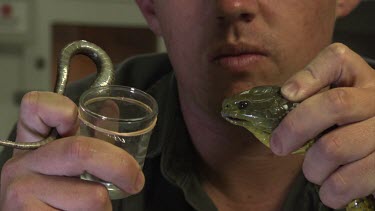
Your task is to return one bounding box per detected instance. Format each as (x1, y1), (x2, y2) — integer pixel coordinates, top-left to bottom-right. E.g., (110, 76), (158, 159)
(0, 40), (115, 150)
(221, 86), (375, 211)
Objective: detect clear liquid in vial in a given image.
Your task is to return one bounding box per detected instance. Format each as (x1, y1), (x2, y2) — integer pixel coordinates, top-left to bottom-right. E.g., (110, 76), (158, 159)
(79, 97), (154, 199)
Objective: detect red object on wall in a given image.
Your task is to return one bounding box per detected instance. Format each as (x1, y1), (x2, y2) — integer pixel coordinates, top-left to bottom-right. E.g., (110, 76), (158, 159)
(1, 4), (12, 18)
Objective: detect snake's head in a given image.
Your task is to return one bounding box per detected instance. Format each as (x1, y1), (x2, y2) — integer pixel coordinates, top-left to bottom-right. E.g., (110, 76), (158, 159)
(221, 86), (297, 142)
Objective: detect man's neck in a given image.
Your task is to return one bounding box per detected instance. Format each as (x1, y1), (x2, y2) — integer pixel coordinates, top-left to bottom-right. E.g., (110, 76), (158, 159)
(179, 94), (304, 210)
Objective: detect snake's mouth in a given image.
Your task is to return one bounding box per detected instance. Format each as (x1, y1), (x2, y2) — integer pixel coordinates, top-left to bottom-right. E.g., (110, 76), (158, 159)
(221, 112), (247, 125)
(225, 116), (245, 122)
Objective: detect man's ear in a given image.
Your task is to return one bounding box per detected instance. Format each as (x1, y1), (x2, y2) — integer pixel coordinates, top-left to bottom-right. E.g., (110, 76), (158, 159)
(136, 0), (162, 35)
(336, 0), (361, 18)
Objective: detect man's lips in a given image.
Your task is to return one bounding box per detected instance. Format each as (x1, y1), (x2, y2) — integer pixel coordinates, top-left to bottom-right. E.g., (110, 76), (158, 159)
(208, 43), (268, 71)
(215, 53), (265, 67)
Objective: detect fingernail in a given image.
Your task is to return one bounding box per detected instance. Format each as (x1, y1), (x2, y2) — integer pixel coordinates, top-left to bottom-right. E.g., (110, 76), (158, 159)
(282, 82), (299, 99)
(270, 132), (283, 155)
(134, 171), (145, 193)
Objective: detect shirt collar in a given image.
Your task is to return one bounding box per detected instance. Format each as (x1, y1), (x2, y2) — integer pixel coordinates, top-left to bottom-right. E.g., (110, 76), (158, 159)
(147, 72), (217, 211)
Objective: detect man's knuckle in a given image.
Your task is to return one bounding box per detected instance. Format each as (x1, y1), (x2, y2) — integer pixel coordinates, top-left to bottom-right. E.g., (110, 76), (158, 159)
(302, 161), (319, 184)
(325, 89), (351, 118)
(20, 91), (40, 113)
(1, 159), (19, 182)
(67, 137), (94, 161)
(320, 193), (346, 210)
(5, 179), (29, 204)
(316, 134), (344, 163)
(324, 173), (351, 201)
(320, 174), (350, 209)
(304, 65), (319, 80)
(68, 104), (79, 120)
(61, 105), (78, 126)
(90, 185), (110, 208)
(62, 95), (78, 115)
(282, 114), (304, 138)
(328, 43), (350, 62)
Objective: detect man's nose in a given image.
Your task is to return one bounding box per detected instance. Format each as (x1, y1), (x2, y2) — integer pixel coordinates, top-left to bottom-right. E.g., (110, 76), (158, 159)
(215, 0), (258, 23)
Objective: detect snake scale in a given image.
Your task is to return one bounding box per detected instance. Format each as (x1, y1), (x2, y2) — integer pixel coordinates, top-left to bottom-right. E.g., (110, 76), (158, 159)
(0, 40), (115, 150)
(221, 86), (375, 211)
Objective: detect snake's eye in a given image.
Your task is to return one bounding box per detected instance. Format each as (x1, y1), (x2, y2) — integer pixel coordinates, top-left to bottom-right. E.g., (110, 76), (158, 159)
(237, 101), (249, 110)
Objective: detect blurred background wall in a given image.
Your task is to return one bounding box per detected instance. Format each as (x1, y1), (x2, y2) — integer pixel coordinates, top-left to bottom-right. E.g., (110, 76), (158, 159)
(0, 0), (163, 140)
(334, 0), (375, 60)
(0, 0), (374, 140)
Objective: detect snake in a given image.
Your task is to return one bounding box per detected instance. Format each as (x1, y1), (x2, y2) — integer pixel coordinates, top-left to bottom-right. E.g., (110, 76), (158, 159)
(221, 85), (375, 210)
(0, 40), (115, 150)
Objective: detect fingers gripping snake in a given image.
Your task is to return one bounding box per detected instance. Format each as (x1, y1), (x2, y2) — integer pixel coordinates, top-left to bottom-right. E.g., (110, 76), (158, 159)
(221, 86), (375, 211)
(0, 40), (115, 150)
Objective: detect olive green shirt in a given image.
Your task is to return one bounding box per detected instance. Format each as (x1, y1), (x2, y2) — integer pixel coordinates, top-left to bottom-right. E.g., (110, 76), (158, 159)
(1, 53), (344, 211)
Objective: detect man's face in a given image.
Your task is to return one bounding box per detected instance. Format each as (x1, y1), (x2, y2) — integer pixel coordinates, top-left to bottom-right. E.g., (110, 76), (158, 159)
(151, 0), (338, 111)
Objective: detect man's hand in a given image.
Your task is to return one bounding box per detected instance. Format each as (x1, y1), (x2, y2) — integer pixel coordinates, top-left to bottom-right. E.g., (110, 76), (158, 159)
(270, 43), (375, 209)
(0, 92), (145, 210)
